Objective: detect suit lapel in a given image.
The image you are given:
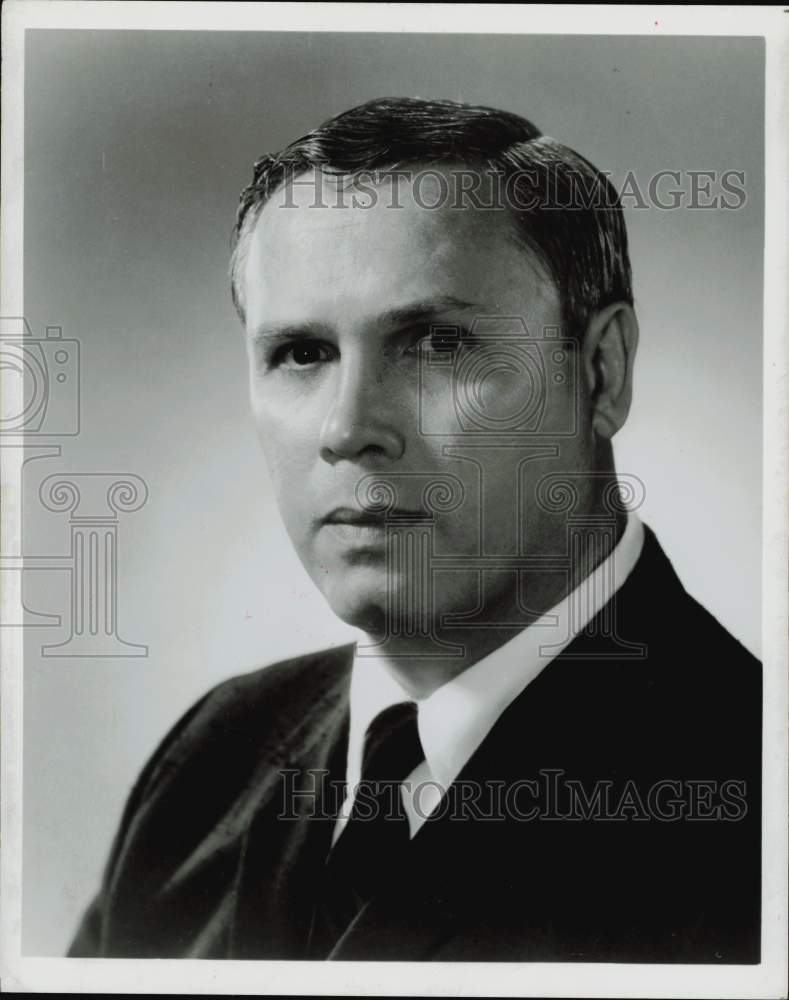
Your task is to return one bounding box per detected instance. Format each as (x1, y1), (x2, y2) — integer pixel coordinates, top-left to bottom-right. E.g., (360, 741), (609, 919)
(229, 646), (352, 959)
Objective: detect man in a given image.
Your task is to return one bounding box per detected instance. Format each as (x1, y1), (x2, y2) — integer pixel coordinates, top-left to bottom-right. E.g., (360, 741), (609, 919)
(69, 98), (761, 962)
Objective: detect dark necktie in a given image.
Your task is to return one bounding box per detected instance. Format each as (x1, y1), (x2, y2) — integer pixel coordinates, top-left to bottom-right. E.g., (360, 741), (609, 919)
(307, 700), (425, 958)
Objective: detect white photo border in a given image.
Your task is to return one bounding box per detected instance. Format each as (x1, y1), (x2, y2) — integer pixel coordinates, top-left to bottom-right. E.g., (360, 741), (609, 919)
(1, 3), (786, 997)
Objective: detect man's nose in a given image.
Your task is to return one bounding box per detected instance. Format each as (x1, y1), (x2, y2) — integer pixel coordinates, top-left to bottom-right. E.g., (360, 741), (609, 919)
(318, 361), (405, 463)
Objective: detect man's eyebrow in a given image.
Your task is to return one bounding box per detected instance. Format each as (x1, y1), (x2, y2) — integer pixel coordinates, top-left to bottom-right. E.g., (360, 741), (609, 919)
(381, 296), (481, 330)
(248, 320), (333, 345)
(248, 296), (482, 344)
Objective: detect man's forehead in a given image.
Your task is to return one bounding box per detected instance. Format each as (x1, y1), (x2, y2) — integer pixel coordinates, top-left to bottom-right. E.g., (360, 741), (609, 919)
(252, 165), (512, 252)
(242, 165), (557, 327)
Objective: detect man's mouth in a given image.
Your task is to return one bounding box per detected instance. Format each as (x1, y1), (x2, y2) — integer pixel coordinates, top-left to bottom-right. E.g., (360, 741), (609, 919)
(322, 505), (431, 527)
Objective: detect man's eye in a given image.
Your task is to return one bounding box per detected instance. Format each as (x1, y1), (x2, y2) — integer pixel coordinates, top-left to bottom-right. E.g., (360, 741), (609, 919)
(273, 342), (333, 370)
(429, 331), (462, 352)
(407, 326), (464, 355)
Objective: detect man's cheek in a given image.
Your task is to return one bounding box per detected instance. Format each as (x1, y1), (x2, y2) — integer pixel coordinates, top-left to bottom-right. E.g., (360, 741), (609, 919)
(258, 424), (309, 478)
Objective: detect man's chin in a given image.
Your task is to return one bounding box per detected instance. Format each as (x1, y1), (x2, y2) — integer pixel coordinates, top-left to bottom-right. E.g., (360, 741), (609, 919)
(319, 568), (439, 637)
(319, 571), (390, 634)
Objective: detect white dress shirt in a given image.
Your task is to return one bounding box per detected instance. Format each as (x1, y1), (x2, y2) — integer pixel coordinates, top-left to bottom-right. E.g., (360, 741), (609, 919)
(332, 511), (645, 843)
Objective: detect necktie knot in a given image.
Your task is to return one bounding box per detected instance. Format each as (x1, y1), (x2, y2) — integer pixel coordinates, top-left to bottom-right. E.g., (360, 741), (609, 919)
(360, 700), (423, 788)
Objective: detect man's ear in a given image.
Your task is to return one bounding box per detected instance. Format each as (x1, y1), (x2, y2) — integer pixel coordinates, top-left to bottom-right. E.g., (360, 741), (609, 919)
(581, 302), (639, 439)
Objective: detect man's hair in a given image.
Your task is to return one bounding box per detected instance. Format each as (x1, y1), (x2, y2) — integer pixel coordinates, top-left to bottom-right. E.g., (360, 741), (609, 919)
(230, 97), (633, 338)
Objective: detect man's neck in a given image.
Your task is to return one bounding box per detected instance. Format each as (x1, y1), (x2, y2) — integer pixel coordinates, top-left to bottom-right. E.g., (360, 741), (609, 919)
(360, 507), (628, 699)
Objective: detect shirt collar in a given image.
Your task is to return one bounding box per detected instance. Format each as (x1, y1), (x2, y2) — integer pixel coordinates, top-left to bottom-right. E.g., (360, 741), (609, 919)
(346, 511), (645, 793)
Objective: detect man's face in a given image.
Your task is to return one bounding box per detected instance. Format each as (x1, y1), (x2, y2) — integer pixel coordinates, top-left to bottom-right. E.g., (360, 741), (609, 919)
(242, 167), (595, 636)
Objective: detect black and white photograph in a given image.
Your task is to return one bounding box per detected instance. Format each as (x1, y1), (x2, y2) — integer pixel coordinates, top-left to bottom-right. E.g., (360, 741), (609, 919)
(1, 3), (786, 996)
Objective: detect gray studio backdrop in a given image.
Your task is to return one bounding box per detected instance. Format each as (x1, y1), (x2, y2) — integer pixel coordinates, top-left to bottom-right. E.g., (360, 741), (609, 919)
(21, 30), (764, 954)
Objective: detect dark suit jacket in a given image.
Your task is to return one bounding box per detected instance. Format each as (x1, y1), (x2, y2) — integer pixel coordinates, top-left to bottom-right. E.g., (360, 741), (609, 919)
(69, 526), (761, 962)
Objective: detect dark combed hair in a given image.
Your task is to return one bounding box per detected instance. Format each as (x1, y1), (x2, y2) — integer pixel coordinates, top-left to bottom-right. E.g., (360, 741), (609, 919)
(230, 97), (633, 338)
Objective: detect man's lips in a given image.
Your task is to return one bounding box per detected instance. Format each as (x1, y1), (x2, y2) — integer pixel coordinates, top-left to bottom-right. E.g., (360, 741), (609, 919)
(321, 505), (430, 526)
